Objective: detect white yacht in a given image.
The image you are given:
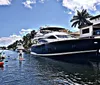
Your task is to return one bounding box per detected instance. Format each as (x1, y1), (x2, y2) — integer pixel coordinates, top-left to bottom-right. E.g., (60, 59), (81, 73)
(31, 26), (100, 58)
(16, 42), (24, 52)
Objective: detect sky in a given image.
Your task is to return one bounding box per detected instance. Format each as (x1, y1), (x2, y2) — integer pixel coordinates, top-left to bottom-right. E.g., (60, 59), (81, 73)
(0, 0), (100, 46)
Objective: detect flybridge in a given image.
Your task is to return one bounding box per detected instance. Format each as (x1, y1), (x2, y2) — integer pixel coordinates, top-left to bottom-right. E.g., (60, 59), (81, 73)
(31, 25), (100, 59)
(39, 26), (69, 34)
(40, 26), (66, 31)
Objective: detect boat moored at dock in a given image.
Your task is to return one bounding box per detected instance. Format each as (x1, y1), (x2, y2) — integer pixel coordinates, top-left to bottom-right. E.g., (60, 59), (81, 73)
(31, 26), (100, 58)
(30, 15), (100, 59)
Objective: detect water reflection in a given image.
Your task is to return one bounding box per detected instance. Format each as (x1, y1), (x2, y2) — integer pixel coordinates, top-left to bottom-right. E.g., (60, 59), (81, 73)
(33, 55), (100, 85)
(90, 61), (100, 85)
(0, 50), (100, 85)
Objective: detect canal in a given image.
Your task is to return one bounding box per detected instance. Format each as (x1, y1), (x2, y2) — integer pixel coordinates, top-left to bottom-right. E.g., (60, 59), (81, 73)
(0, 50), (100, 85)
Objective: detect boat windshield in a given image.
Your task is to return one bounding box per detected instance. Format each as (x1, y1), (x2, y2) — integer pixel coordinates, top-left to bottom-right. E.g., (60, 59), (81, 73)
(46, 36), (57, 39)
(56, 35), (74, 38)
(38, 39), (47, 43)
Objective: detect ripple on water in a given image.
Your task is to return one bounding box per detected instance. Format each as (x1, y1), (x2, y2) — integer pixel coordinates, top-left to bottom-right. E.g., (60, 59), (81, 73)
(0, 50), (100, 85)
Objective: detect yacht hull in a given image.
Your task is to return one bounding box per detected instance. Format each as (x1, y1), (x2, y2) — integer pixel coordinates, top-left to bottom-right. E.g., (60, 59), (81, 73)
(31, 38), (100, 60)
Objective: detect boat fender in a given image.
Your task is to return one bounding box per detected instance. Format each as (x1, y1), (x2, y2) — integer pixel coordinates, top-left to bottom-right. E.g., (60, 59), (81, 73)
(99, 49), (100, 53)
(96, 49), (100, 56)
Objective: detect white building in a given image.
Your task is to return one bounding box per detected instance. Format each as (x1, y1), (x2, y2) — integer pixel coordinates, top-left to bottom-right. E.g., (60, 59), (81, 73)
(80, 15), (100, 38)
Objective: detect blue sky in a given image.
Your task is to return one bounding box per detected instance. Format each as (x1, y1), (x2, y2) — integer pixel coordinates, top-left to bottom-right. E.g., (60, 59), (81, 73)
(0, 0), (100, 46)
(0, 0), (72, 37)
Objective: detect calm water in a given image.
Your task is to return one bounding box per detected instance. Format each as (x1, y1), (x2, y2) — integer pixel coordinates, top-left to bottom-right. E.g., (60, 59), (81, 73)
(0, 50), (100, 85)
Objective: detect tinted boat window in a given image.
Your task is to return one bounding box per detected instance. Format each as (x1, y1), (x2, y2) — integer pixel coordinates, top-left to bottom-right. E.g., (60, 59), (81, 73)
(47, 36), (56, 39)
(38, 39), (47, 43)
(56, 35), (73, 38)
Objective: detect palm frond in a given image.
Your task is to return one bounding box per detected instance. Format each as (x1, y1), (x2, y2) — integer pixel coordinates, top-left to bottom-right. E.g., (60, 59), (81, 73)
(70, 9), (92, 28)
(70, 16), (79, 22)
(71, 21), (79, 27)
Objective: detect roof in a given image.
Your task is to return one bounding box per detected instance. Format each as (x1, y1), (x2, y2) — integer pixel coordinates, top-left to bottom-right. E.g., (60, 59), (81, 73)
(40, 26), (66, 31)
(78, 23), (93, 28)
(44, 32), (69, 37)
(90, 15), (100, 20)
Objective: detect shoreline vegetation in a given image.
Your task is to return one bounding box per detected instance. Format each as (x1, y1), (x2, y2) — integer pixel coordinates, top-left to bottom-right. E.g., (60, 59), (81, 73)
(7, 30), (36, 53)
(6, 9), (92, 53)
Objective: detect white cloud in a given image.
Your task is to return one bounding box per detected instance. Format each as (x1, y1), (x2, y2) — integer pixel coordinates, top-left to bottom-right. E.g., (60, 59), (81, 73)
(62, 0), (100, 12)
(68, 11), (72, 15)
(0, 29), (33, 46)
(0, 28), (34, 47)
(22, 0), (47, 9)
(22, 0), (36, 9)
(19, 28), (33, 36)
(64, 11), (73, 15)
(0, 34), (22, 47)
(0, 0), (11, 5)
(39, 0), (45, 3)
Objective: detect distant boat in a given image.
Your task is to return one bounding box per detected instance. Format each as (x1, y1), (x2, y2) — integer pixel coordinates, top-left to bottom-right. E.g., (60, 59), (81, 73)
(16, 42), (24, 52)
(31, 26), (100, 59)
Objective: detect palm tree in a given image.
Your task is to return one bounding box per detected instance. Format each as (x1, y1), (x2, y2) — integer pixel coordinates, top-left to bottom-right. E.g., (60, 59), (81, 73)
(23, 34), (31, 49)
(30, 30), (36, 38)
(22, 30), (36, 49)
(70, 9), (92, 28)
